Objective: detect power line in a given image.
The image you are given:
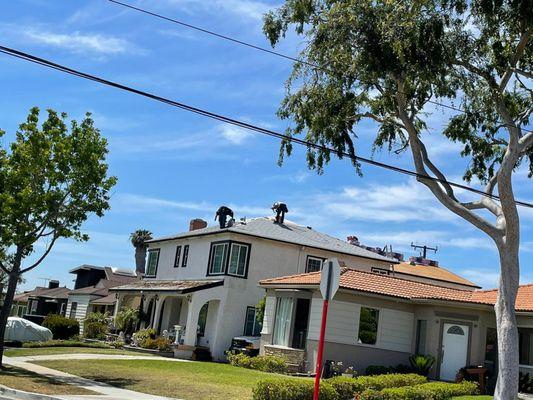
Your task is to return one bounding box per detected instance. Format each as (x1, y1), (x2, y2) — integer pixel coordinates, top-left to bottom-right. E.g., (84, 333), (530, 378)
(0, 44), (531, 209)
(106, 0), (533, 135)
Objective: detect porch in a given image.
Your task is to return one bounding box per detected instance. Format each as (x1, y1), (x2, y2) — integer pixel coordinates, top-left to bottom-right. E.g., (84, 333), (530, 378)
(112, 279), (225, 359)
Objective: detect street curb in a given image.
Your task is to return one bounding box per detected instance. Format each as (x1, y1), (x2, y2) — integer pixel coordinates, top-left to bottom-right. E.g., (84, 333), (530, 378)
(0, 385), (64, 400)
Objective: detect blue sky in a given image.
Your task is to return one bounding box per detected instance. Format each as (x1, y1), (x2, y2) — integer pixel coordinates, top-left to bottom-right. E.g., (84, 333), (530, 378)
(1, 0), (531, 291)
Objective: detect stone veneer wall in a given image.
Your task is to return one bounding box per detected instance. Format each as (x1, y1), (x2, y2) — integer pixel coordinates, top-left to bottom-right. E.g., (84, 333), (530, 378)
(264, 344), (306, 373)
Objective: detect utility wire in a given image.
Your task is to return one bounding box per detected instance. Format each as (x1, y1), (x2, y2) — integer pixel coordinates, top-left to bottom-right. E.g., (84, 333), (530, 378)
(107, 0), (533, 135)
(0, 44), (532, 209)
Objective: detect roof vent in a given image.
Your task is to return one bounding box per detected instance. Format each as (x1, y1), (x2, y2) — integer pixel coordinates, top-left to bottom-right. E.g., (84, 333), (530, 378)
(271, 202), (288, 224)
(215, 206), (234, 229)
(409, 256), (439, 267)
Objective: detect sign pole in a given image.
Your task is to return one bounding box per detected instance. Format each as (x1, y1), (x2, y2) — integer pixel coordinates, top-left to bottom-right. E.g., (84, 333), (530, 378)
(313, 260), (333, 400)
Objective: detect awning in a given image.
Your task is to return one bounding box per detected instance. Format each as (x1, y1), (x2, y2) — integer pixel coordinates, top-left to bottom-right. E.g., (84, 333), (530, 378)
(110, 279), (224, 294)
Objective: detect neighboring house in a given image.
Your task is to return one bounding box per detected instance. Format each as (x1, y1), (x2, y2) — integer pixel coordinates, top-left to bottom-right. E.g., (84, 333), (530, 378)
(258, 267), (533, 381)
(11, 280), (70, 324)
(112, 215), (397, 361)
(65, 265), (136, 334)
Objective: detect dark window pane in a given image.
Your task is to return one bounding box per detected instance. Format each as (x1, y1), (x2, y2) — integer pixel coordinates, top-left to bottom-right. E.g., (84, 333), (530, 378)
(358, 307), (379, 345)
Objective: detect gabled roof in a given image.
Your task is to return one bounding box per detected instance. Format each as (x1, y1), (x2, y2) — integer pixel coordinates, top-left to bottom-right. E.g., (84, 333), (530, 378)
(393, 262), (480, 288)
(14, 286), (71, 302)
(148, 217), (397, 263)
(259, 268), (533, 312)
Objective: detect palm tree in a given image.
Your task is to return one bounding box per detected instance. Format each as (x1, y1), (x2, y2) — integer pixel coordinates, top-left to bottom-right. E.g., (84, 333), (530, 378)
(130, 229), (153, 276)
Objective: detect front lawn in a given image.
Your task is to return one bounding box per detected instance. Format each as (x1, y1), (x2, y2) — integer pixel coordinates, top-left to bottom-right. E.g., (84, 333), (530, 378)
(5, 346), (150, 357)
(0, 366), (96, 395)
(34, 359), (292, 400)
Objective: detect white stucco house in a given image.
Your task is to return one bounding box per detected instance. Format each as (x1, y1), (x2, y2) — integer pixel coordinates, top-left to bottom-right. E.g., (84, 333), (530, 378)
(111, 216), (398, 360)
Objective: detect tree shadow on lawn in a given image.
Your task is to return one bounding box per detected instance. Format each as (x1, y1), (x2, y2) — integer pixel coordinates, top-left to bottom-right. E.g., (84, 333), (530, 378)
(0, 366), (68, 388)
(78, 375), (140, 389)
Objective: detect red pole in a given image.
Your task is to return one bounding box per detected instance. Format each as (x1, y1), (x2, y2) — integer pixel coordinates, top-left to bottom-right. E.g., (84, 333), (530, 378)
(313, 298), (329, 400)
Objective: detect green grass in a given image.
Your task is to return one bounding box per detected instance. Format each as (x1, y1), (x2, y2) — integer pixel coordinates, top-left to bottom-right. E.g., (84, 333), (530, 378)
(0, 365), (96, 395)
(452, 396), (493, 399)
(35, 359), (296, 400)
(4, 346), (150, 357)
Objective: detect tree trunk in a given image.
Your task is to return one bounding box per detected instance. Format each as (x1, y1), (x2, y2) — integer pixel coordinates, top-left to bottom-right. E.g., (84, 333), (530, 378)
(494, 245), (520, 399)
(0, 271), (20, 367)
(135, 246), (147, 276)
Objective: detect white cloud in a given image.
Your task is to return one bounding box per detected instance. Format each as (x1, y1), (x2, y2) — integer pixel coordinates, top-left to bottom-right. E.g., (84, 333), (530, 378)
(155, 0), (272, 20)
(219, 125), (252, 144)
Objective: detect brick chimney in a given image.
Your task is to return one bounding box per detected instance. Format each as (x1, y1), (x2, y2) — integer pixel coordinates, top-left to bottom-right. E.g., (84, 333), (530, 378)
(189, 218), (208, 231)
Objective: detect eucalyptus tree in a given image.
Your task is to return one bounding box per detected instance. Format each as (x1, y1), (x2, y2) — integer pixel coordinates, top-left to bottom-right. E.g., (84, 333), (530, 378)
(0, 107), (116, 366)
(130, 229), (153, 276)
(263, 0), (531, 397)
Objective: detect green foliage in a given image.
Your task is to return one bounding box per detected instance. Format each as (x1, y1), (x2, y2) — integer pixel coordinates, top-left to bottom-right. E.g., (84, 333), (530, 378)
(21, 340), (110, 348)
(42, 314), (79, 340)
(365, 365), (413, 375)
(130, 230), (153, 248)
(115, 308), (139, 335)
(84, 321), (107, 340)
(358, 381), (479, 400)
(109, 340), (124, 349)
(133, 328), (156, 347)
(227, 353), (289, 374)
(252, 378), (337, 400)
(85, 312), (109, 325)
(328, 374), (428, 398)
(262, 0), (532, 180)
(409, 354), (436, 376)
(256, 296), (266, 326)
(141, 337), (172, 352)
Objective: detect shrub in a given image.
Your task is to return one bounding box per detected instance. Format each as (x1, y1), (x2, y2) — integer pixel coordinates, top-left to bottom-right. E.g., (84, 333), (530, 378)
(42, 314), (79, 340)
(327, 374), (427, 399)
(115, 308), (139, 335)
(365, 365), (412, 375)
(84, 321), (107, 339)
(85, 312), (109, 325)
(22, 340), (111, 348)
(109, 340), (124, 349)
(228, 353), (288, 374)
(358, 381), (479, 400)
(141, 337), (172, 352)
(133, 328), (157, 347)
(409, 355), (436, 376)
(252, 378), (337, 400)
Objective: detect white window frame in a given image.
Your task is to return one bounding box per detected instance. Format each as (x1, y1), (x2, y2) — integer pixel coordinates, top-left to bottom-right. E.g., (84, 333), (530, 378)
(306, 256), (324, 273)
(208, 242), (229, 275)
(228, 243), (250, 277)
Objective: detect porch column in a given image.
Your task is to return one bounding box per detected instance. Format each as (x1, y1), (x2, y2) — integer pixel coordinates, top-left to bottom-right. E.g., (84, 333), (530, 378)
(183, 296), (200, 346)
(112, 293), (122, 321)
(151, 295), (164, 332)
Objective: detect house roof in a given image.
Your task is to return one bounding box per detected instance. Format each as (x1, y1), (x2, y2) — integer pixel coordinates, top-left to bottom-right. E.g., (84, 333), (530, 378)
(148, 217), (397, 263)
(111, 279), (224, 294)
(69, 265), (136, 280)
(14, 286), (71, 303)
(69, 274), (138, 297)
(393, 262), (480, 288)
(259, 268), (533, 312)
(90, 293), (117, 305)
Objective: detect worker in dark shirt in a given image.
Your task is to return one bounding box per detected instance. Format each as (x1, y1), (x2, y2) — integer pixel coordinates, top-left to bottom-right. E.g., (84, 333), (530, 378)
(215, 206), (234, 228)
(272, 202), (288, 224)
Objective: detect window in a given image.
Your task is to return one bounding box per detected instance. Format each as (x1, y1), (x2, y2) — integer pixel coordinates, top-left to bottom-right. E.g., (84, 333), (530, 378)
(174, 246), (182, 268)
(306, 256), (324, 273)
(30, 300), (38, 314)
(415, 320), (427, 354)
(228, 243), (249, 277)
(519, 327), (533, 366)
(181, 245), (189, 267)
(198, 303), (209, 337)
(484, 327), (497, 364)
(447, 325), (465, 335)
(208, 242), (229, 275)
(244, 306), (263, 336)
(273, 297), (293, 347)
(60, 302), (67, 316)
(69, 302), (78, 319)
(146, 249), (160, 277)
(207, 241), (251, 277)
(358, 307), (379, 345)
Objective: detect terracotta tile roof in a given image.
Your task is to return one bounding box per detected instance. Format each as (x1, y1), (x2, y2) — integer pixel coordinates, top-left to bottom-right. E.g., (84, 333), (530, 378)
(393, 262), (480, 288)
(111, 279), (224, 294)
(259, 268), (533, 312)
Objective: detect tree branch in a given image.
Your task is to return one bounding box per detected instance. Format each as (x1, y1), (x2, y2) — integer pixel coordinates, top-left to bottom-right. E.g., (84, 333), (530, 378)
(513, 67), (533, 80)
(418, 140), (457, 200)
(519, 132), (533, 153)
(499, 29), (532, 92)
(0, 261), (9, 275)
(19, 234), (59, 275)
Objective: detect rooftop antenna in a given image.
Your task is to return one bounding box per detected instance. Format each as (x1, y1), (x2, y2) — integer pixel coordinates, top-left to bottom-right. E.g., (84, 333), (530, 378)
(410, 243), (438, 259)
(38, 277), (53, 287)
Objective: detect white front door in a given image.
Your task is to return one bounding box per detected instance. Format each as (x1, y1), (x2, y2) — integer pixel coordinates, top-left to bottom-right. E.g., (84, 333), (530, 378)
(440, 323), (470, 381)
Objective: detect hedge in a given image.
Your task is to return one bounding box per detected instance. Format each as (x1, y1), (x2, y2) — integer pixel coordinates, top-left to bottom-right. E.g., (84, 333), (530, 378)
(228, 353), (289, 374)
(358, 381), (479, 400)
(327, 374), (428, 400)
(42, 314), (79, 340)
(252, 378), (337, 400)
(84, 321), (107, 340)
(22, 340), (111, 348)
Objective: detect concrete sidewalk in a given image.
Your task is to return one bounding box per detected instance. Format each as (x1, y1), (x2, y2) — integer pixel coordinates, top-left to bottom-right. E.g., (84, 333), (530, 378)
(4, 355), (182, 400)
